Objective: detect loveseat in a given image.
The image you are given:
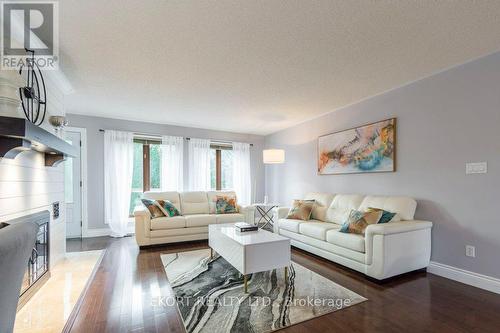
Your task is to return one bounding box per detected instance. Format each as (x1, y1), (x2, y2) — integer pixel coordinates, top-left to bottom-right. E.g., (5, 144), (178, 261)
(273, 193), (432, 280)
(134, 191), (255, 247)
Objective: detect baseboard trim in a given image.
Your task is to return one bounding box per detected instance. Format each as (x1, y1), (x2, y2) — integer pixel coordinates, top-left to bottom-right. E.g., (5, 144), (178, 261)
(83, 228), (110, 238)
(83, 226), (135, 238)
(427, 261), (500, 294)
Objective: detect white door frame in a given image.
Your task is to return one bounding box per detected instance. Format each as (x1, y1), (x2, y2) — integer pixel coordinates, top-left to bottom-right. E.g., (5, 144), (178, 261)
(65, 127), (89, 238)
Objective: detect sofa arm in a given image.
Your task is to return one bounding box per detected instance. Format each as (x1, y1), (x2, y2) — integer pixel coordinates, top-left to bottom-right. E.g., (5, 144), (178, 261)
(240, 205), (256, 225)
(272, 207), (290, 233)
(134, 206), (151, 246)
(134, 205), (150, 218)
(365, 220), (433, 236)
(364, 220), (433, 279)
(273, 207), (290, 220)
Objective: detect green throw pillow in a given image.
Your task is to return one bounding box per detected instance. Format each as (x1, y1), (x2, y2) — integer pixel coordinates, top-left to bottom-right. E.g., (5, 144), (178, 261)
(155, 199), (181, 217)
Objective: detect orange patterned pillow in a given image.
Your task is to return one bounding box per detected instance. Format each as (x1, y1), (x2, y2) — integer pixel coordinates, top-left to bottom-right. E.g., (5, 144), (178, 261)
(216, 195), (239, 214)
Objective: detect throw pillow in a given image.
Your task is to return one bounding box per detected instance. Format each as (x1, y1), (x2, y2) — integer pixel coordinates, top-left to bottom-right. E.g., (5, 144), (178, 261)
(339, 209), (383, 235)
(216, 196), (239, 214)
(365, 207), (396, 224)
(155, 199), (181, 217)
(286, 199), (315, 221)
(141, 198), (165, 218)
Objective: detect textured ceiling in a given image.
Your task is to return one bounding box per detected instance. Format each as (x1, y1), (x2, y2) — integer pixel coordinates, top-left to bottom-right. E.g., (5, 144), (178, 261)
(60, 0), (500, 135)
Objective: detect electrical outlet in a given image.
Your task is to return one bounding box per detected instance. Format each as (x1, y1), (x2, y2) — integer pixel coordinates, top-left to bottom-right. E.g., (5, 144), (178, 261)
(465, 245), (476, 258)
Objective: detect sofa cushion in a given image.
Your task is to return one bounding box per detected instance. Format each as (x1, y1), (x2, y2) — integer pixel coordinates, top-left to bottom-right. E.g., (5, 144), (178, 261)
(278, 218), (309, 233)
(151, 226), (208, 238)
(180, 191), (209, 215)
(185, 214), (216, 227)
(358, 196), (417, 221)
(216, 213), (245, 224)
(326, 230), (365, 253)
(207, 191), (237, 213)
(326, 194), (364, 224)
(304, 192), (335, 221)
(299, 222), (340, 241)
(279, 229), (366, 264)
(143, 191), (181, 212)
(150, 216), (186, 230)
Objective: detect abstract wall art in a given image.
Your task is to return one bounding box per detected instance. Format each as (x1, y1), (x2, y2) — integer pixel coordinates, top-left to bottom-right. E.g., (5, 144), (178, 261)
(318, 118), (396, 175)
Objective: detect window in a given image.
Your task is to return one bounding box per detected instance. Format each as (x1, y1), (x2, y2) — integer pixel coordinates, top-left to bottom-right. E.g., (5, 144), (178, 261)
(129, 138), (162, 215)
(210, 144), (233, 190)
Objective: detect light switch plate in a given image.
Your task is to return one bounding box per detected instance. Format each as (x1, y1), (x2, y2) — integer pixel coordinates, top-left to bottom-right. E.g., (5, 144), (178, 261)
(466, 162), (487, 174)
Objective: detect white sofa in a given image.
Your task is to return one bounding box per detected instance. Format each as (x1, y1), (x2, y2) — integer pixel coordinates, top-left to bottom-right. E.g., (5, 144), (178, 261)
(134, 191), (255, 247)
(273, 193), (432, 280)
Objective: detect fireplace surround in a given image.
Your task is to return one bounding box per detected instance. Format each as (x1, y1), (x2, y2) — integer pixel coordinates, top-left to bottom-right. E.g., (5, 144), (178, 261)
(7, 211), (50, 309)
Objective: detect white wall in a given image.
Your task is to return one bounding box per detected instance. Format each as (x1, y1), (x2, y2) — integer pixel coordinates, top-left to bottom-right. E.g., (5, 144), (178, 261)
(0, 69), (70, 267)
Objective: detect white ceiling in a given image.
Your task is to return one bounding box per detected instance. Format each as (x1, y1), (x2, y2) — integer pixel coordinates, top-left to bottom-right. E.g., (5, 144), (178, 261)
(60, 1), (500, 135)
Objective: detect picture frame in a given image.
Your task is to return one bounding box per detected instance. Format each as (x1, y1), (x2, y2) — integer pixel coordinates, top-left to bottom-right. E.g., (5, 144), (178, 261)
(317, 118), (396, 175)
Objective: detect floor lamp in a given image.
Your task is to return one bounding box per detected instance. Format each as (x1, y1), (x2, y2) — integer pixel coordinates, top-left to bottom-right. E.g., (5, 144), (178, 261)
(263, 149), (285, 204)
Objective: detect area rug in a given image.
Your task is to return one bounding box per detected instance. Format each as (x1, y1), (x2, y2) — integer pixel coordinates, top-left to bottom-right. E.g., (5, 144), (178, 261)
(161, 249), (366, 333)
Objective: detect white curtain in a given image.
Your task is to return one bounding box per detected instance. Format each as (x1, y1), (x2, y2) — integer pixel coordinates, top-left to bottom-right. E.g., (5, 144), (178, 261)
(104, 130), (134, 237)
(161, 135), (184, 191)
(232, 142), (252, 205)
(188, 138), (211, 190)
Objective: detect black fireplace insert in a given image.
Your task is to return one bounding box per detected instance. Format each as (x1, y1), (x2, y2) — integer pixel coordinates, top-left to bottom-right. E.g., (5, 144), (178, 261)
(7, 211), (50, 297)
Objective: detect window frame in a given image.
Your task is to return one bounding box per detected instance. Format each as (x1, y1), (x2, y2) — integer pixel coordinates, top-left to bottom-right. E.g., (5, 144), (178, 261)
(210, 143), (232, 191)
(130, 137), (162, 216)
(133, 137), (161, 192)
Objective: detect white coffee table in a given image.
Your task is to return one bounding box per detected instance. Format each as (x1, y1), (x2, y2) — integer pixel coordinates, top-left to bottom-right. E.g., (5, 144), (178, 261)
(208, 223), (291, 293)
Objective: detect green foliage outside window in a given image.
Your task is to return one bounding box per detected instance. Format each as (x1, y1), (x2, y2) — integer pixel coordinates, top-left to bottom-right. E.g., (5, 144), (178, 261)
(150, 144), (161, 189)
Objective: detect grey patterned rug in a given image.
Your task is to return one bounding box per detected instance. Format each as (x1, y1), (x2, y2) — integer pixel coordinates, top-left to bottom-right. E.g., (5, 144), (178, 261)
(161, 249), (366, 333)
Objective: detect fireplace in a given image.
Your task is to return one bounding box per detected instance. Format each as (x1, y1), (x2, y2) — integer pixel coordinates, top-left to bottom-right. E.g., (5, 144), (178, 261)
(7, 211), (50, 308)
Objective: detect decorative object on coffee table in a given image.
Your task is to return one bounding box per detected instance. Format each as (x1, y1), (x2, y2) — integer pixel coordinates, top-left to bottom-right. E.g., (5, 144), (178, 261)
(318, 118), (396, 175)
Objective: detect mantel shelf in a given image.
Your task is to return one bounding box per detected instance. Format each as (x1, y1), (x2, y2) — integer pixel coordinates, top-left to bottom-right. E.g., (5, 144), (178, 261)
(0, 116), (77, 167)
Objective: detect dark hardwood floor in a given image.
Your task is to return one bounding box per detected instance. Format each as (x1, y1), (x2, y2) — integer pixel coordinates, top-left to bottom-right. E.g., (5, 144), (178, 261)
(65, 236), (500, 333)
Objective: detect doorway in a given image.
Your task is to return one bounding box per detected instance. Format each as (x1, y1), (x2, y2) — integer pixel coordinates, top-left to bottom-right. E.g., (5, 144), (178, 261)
(64, 128), (86, 239)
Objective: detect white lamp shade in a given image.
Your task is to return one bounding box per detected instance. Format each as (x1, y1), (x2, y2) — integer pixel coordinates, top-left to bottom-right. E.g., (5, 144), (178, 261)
(263, 149), (285, 164)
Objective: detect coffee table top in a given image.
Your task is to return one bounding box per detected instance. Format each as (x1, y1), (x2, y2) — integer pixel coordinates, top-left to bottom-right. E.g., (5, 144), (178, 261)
(209, 223), (289, 246)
